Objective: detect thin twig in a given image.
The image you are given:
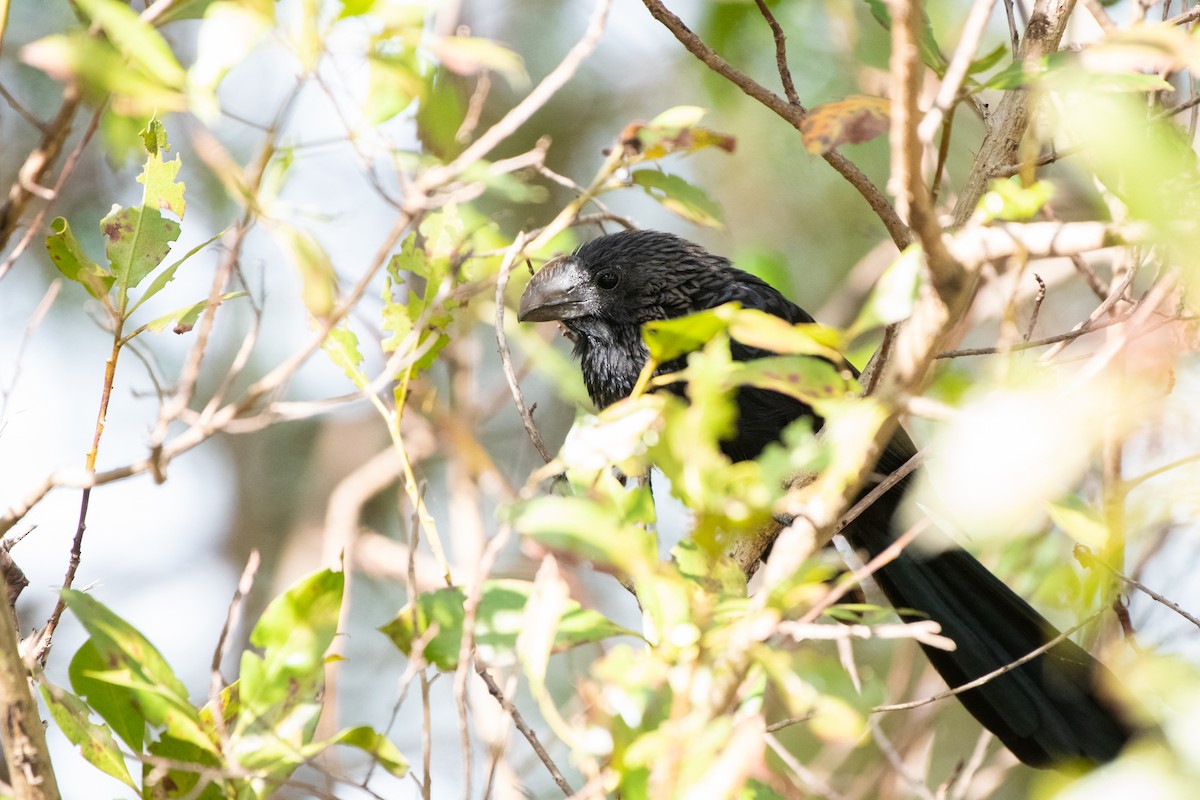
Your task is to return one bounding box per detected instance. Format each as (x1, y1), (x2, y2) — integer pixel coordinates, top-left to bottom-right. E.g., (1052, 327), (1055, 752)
(870, 606), (1106, 713)
(937, 311), (1130, 357)
(475, 666), (574, 797)
(753, 0), (800, 105)
(418, 0), (611, 193)
(496, 234), (553, 463)
(209, 550), (261, 746)
(1075, 546), (1200, 629)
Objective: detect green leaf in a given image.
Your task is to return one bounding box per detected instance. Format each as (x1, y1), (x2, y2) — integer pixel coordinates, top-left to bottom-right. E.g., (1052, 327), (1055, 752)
(69, 639), (145, 753)
(380, 579), (636, 671)
(1048, 495), (1108, 549)
(303, 726), (408, 777)
(63, 591), (217, 756)
(231, 569), (344, 774)
(846, 244), (924, 339)
(977, 177), (1055, 222)
(728, 308), (845, 359)
(432, 35), (528, 87)
(141, 291), (246, 334)
(323, 324), (367, 388)
(275, 225), (337, 317)
(139, 117), (168, 155)
(507, 495), (659, 576)
(642, 304), (735, 363)
(45, 217), (114, 300)
(137, 148), (186, 219)
(967, 42), (1009, 75)
(40, 681), (136, 789)
(862, 0), (946, 74)
(249, 567), (343, 685)
(127, 229), (228, 317)
(366, 43), (422, 124)
(631, 170), (724, 227)
(727, 356), (858, 406)
(101, 204), (180, 291)
(76, 0), (187, 88)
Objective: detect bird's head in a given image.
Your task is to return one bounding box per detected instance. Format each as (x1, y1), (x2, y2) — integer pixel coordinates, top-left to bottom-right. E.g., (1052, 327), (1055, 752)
(517, 229), (732, 407)
(517, 229), (728, 333)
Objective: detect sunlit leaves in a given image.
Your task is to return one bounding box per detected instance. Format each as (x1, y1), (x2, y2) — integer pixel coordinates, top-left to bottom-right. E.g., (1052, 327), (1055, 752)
(509, 494), (659, 576)
(800, 96), (890, 155)
(380, 579), (635, 671)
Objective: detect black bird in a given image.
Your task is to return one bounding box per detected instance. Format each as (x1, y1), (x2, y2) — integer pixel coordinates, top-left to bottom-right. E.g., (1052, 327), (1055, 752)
(518, 229), (1130, 768)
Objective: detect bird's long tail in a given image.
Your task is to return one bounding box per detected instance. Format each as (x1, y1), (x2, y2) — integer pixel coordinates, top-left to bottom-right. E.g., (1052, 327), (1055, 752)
(844, 433), (1131, 768)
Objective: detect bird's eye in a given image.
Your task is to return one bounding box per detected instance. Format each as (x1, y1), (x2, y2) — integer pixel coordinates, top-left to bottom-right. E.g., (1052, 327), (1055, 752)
(596, 269), (620, 290)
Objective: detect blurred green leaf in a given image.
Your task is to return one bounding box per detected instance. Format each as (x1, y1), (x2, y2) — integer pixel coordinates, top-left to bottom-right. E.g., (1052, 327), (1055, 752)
(846, 244), (923, 339)
(367, 40), (423, 124)
(21, 33), (186, 115)
(977, 177), (1055, 222)
(323, 325), (367, 388)
(1048, 494), (1109, 549)
(967, 42), (1009, 75)
(276, 225), (337, 317)
(40, 681), (136, 789)
(432, 35), (528, 86)
(380, 579), (636, 671)
(189, 0), (274, 120)
(45, 218), (115, 300)
(508, 495), (659, 576)
(77, 0), (187, 87)
(304, 726), (408, 777)
(728, 308), (845, 359)
(631, 169), (724, 227)
(862, 0), (945, 74)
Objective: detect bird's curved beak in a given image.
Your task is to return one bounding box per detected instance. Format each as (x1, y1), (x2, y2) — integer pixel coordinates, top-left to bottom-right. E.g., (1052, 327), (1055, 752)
(517, 257), (596, 322)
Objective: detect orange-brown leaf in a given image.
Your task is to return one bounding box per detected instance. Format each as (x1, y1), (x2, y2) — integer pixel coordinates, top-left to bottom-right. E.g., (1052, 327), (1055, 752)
(801, 96), (891, 155)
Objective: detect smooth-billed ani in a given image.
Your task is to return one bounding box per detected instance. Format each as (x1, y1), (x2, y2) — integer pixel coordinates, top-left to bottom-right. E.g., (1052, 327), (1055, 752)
(517, 228), (1131, 769)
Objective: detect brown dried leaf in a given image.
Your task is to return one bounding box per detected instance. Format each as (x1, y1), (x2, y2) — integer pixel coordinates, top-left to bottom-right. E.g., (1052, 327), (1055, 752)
(801, 96), (891, 155)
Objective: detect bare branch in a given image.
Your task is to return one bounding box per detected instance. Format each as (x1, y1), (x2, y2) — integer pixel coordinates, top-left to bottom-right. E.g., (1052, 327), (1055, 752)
(753, 0), (800, 106)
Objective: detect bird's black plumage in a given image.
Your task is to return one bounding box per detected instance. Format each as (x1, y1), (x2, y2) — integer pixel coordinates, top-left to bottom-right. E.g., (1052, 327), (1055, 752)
(518, 229), (1130, 768)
